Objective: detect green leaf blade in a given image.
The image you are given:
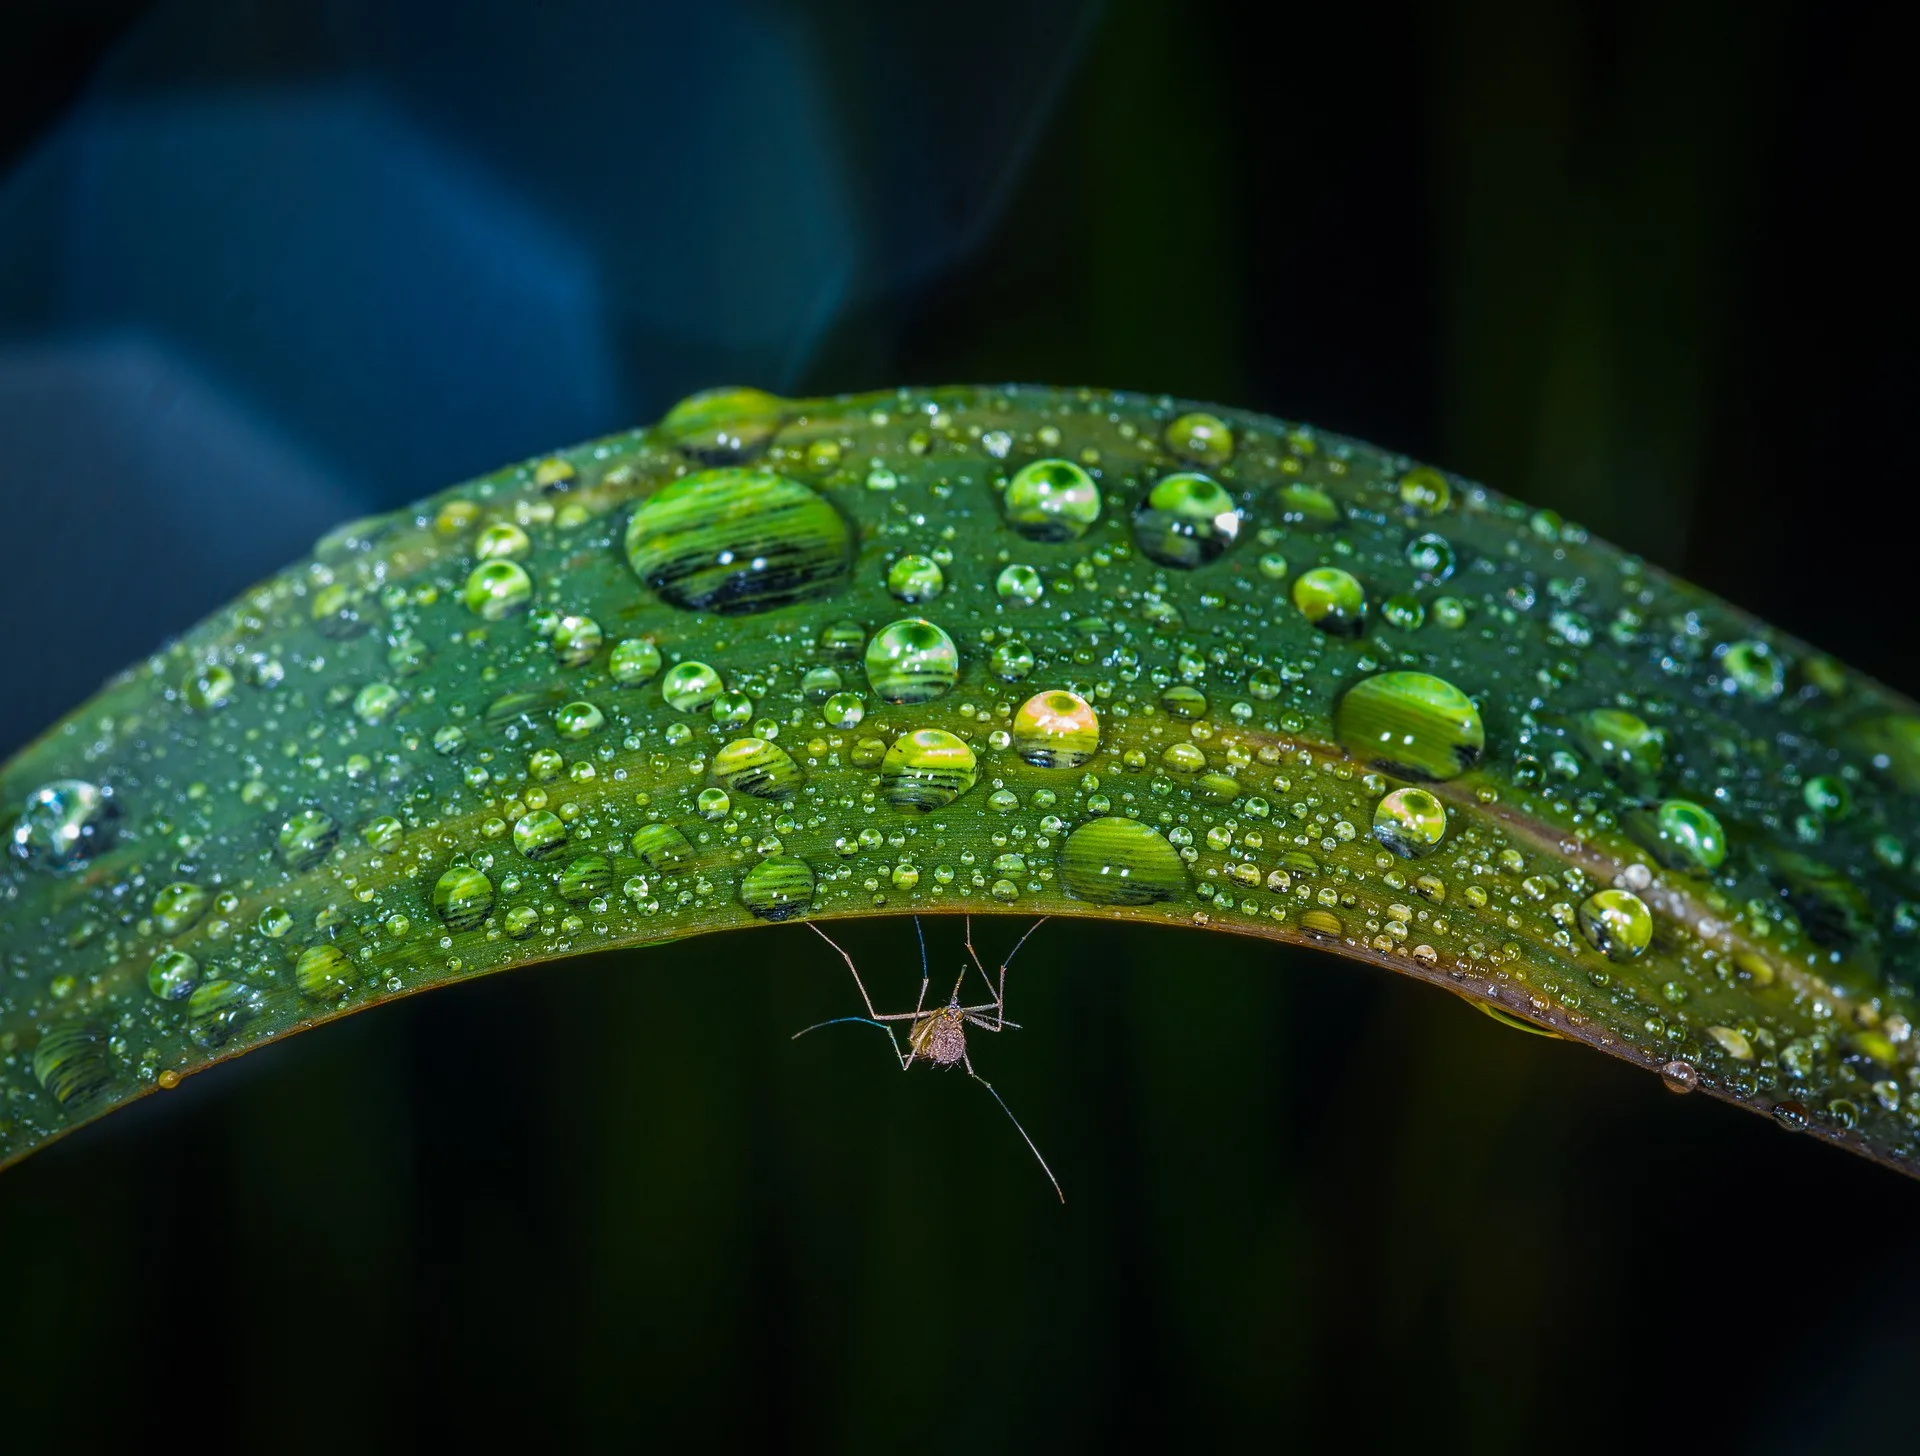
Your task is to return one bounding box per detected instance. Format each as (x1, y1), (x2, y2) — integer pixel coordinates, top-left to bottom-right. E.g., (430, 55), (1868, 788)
(3, 384), (1915, 1175)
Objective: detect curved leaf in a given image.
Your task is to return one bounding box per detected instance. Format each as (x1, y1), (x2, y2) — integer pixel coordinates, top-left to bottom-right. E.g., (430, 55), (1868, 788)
(3, 384), (1917, 1175)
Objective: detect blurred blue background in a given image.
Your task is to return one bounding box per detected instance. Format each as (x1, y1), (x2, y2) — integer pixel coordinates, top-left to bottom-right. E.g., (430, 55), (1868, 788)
(0, 2), (1913, 1451)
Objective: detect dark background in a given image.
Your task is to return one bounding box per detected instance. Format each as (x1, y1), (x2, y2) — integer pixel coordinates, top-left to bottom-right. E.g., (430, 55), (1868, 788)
(1, 2), (1912, 1450)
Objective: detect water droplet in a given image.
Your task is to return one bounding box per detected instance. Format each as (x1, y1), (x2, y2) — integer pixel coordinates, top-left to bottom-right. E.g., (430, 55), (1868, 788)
(1372, 787), (1448, 858)
(823, 692), (865, 729)
(147, 950), (200, 1001)
(631, 823), (694, 870)
(1803, 774), (1851, 820)
(1059, 817), (1188, 904)
(513, 810), (570, 859)
(1160, 685), (1208, 719)
(553, 700), (605, 738)
(1405, 532), (1456, 583)
(865, 618), (961, 704)
(1292, 567), (1367, 636)
(557, 854), (611, 903)
(995, 564), (1045, 606)
(741, 856), (816, 921)
(886, 554), (945, 603)
(1003, 459), (1100, 541)
(10, 779), (118, 872)
(32, 1024), (114, 1107)
(625, 467), (852, 615)
(880, 729), (978, 809)
(990, 640), (1036, 681)
(661, 661), (724, 712)
(1012, 690), (1102, 769)
(504, 905), (540, 939)
(429, 864), (494, 930)
(1574, 708), (1664, 776)
(1165, 411), (1234, 468)
(1577, 889), (1653, 961)
(1660, 1059), (1699, 1094)
(183, 663), (236, 711)
(152, 881), (211, 936)
(1276, 483), (1339, 530)
(296, 942), (357, 997)
(187, 979), (263, 1048)
(462, 559), (533, 619)
(277, 808), (340, 870)
(698, 787), (732, 820)
(257, 904), (294, 938)
(659, 385), (787, 463)
(1397, 466), (1451, 515)
(552, 615), (604, 666)
(713, 737), (805, 799)
(1133, 472), (1239, 567)
(475, 521), (531, 559)
(1705, 1025), (1754, 1060)
(1721, 639), (1784, 699)
(1334, 672), (1485, 781)
(354, 682), (401, 726)
(1629, 799), (1727, 874)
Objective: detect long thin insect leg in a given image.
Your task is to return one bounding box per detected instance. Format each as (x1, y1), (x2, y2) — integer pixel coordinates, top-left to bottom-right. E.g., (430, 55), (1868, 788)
(965, 915), (996, 1005)
(963, 1055), (1064, 1203)
(990, 916), (1049, 1029)
(808, 922), (886, 1022)
(792, 1015), (908, 1069)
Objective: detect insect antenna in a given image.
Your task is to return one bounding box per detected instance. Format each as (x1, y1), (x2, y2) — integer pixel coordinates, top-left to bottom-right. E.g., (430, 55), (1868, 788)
(971, 1072), (1065, 1203)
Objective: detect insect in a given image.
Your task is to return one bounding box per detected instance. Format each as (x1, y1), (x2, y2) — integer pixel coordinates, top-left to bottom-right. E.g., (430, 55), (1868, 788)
(796, 916), (1064, 1202)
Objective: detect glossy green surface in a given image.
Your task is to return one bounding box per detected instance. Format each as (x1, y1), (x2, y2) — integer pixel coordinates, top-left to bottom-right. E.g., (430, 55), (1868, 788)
(4, 384), (1919, 1177)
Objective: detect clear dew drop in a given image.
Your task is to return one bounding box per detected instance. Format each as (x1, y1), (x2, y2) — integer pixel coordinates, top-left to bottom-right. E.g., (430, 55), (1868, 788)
(996, 564), (1045, 606)
(1059, 817), (1188, 905)
(880, 729), (978, 809)
(1577, 889), (1654, 962)
(741, 856), (816, 921)
(609, 638), (662, 685)
(147, 950), (201, 1002)
(10, 779), (118, 872)
(152, 881), (211, 937)
(1011, 690), (1101, 769)
(1164, 411), (1234, 469)
(513, 809), (570, 859)
(1002, 458), (1100, 542)
(661, 661), (724, 712)
(886, 553), (945, 603)
(1292, 567), (1367, 636)
(865, 618), (961, 704)
(1334, 672), (1485, 782)
(552, 614), (604, 666)
(277, 808), (340, 871)
(462, 559), (533, 619)
(1133, 472), (1239, 568)
(624, 466), (852, 615)
(1372, 787), (1448, 858)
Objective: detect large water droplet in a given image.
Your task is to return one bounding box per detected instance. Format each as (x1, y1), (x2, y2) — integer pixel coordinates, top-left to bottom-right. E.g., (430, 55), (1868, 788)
(1003, 459), (1100, 541)
(552, 615), (604, 667)
(631, 823), (694, 870)
(1012, 691), (1102, 769)
(865, 619), (960, 704)
(624, 467), (852, 615)
(148, 949), (201, 1001)
(1133, 472), (1239, 567)
(1164, 411), (1234, 469)
(1578, 889), (1653, 961)
(741, 856), (816, 921)
(1059, 817), (1188, 905)
(32, 1024), (114, 1107)
(1334, 672), (1485, 781)
(659, 385), (788, 463)
(513, 810), (570, 859)
(152, 881), (211, 937)
(1292, 567), (1367, 636)
(10, 779), (117, 872)
(714, 738), (805, 799)
(557, 855), (611, 903)
(880, 729), (978, 809)
(886, 554), (945, 603)
(1372, 787), (1448, 858)
(433, 866), (495, 929)
(1574, 708), (1664, 777)
(277, 808), (340, 871)
(462, 559), (534, 619)
(296, 942), (357, 997)
(661, 661), (725, 712)
(1629, 799), (1727, 873)
(609, 638), (663, 685)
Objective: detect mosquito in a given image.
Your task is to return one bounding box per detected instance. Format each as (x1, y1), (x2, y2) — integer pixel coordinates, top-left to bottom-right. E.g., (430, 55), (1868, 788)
(795, 915), (1064, 1202)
